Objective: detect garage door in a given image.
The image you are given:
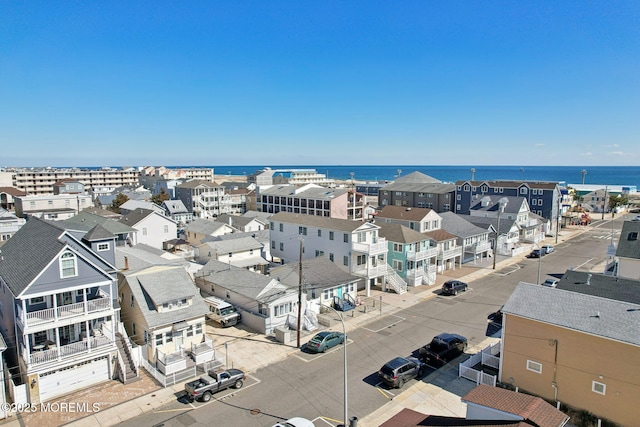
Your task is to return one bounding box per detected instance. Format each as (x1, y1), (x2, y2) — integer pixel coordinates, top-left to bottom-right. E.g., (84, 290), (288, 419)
(38, 356), (110, 402)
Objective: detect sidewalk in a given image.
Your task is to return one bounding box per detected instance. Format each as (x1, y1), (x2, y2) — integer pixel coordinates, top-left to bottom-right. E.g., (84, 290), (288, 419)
(2, 228), (587, 427)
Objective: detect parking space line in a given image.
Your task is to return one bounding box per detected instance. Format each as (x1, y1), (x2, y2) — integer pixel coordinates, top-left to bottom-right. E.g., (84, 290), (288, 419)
(375, 386), (394, 400)
(363, 315), (405, 333)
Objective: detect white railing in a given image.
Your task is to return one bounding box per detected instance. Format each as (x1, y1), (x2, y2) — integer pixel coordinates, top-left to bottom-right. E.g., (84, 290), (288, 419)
(26, 336), (113, 367)
(352, 264), (388, 278)
(438, 247), (462, 261)
(140, 358), (197, 388)
(467, 241), (492, 253)
(23, 296), (112, 327)
(458, 342), (499, 387)
(116, 350), (127, 383)
(406, 247), (438, 261)
(351, 239), (387, 256)
(385, 269), (407, 294)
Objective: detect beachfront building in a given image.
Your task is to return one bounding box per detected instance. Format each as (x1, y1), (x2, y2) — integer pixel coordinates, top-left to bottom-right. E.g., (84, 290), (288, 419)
(455, 180), (561, 235)
(269, 212), (398, 296)
(249, 167), (335, 187)
(11, 167), (140, 196)
(258, 184), (368, 220)
(378, 171), (456, 213)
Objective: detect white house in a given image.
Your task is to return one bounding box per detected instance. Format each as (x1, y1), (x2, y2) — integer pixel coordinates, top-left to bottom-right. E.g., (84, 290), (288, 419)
(119, 208), (178, 250)
(269, 212), (390, 296)
(196, 235), (268, 273)
(184, 218), (235, 246)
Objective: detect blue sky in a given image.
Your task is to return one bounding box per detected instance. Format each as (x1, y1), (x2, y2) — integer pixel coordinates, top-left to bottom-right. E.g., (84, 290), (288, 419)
(1, 1), (639, 167)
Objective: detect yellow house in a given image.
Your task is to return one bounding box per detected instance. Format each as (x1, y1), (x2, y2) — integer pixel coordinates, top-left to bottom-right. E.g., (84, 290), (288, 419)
(500, 280), (640, 426)
(118, 265), (211, 374)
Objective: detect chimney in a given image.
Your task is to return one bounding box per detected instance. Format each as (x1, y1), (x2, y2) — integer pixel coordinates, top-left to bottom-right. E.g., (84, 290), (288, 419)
(586, 273), (592, 285)
(124, 256), (129, 270)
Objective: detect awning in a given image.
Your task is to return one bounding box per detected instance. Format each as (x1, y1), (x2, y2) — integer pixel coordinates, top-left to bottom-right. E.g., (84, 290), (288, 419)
(230, 255), (269, 268)
(172, 321), (190, 332)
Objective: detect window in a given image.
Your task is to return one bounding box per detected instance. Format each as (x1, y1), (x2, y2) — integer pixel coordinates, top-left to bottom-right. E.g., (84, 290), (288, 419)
(532, 199), (537, 205)
(393, 243), (403, 252)
(526, 360), (542, 373)
(456, 194), (461, 200)
(131, 295), (134, 308)
(97, 243), (109, 251)
(520, 187), (528, 194)
(317, 229), (322, 237)
(164, 225), (169, 233)
(280, 242), (284, 251)
(29, 296), (45, 304)
(132, 323), (136, 335)
(60, 252), (77, 278)
(356, 255), (366, 265)
(228, 252), (233, 258)
(592, 381), (606, 395)
(298, 226), (307, 236)
(274, 302), (293, 317)
(329, 231), (334, 240)
(195, 323), (203, 334)
(393, 260), (403, 271)
(142, 227), (148, 236)
(271, 240), (275, 249)
(155, 333), (163, 346)
(343, 256), (349, 266)
(329, 253), (334, 262)
(279, 223), (283, 232)
(343, 233), (349, 243)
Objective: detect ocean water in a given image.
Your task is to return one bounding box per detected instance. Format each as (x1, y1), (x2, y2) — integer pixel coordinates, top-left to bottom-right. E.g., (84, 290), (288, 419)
(202, 165), (640, 188)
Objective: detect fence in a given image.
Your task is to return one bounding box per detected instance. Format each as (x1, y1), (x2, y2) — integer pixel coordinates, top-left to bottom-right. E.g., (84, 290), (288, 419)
(458, 341), (500, 387)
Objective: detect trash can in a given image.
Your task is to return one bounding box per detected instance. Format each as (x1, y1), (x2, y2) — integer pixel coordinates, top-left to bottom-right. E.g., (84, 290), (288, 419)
(274, 327), (291, 344)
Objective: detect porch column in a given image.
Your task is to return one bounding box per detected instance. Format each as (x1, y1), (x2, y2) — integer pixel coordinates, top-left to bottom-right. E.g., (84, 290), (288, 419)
(21, 299), (27, 327)
(85, 320), (91, 352)
(54, 327), (61, 359)
(24, 332), (32, 365)
(83, 288), (88, 315)
(53, 292), (59, 321)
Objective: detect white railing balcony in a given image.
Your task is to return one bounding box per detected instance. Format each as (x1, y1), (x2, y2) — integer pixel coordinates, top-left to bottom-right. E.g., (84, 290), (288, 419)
(22, 296), (113, 328)
(438, 246), (462, 261)
(467, 241), (492, 253)
(352, 264), (388, 278)
(406, 247), (438, 261)
(25, 335), (113, 367)
(351, 239), (387, 256)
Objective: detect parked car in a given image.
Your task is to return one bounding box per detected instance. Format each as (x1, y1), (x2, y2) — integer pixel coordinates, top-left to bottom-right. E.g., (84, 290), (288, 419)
(488, 306), (503, 325)
(418, 333), (468, 366)
(541, 245), (555, 254)
(378, 356), (426, 389)
(184, 369), (245, 402)
(305, 331), (345, 353)
(527, 249), (545, 258)
(441, 280), (468, 296)
(541, 278), (559, 288)
(272, 417), (315, 427)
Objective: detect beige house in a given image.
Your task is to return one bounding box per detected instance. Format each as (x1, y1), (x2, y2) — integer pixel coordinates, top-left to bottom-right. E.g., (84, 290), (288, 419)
(117, 265), (211, 374)
(500, 279), (640, 427)
(615, 219), (640, 279)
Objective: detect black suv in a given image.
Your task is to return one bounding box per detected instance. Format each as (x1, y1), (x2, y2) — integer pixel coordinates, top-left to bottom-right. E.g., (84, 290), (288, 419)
(378, 356), (425, 389)
(418, 333), (468, 366)
(441, 280), (468, 296)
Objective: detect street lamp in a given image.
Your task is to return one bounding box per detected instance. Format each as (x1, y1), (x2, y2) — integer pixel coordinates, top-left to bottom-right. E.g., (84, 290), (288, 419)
(321, 303), (349, 427)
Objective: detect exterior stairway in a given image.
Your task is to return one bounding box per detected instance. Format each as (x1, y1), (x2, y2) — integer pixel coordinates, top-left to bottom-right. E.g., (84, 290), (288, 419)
(115, 332), (140, 384)
(386, 269), (407, 294)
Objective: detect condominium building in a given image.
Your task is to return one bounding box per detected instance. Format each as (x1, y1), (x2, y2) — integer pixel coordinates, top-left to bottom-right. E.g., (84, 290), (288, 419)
(12, 167), (140, 196)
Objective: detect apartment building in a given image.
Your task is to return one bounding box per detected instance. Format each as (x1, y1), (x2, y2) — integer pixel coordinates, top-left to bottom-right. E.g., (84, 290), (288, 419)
(378, 171), (456, 212)
(269, 212), (394, 296)
(14, 194), (94, 220)
(175, 180), (229, 219)
(249, 167), (334, 187)
(12, 167), (140, 196)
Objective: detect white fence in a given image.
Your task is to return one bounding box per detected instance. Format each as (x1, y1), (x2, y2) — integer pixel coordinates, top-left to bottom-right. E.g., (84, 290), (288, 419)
(458, 341), (500, 387)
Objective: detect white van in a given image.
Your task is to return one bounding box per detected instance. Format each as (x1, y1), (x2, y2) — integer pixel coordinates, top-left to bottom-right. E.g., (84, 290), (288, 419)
(204, 296), (241, 327)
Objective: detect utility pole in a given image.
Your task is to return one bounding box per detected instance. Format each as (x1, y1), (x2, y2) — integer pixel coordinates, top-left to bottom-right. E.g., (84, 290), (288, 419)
(602, 186), (608, 221)
(493, 200), (504, 270)
(555, 194), (561, 244)
(296, 237), (303, 348)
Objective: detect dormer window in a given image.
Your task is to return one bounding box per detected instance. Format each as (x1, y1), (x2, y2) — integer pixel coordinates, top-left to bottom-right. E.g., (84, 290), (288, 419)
(629, 232), (638, 241)
(60, 252), (78, 278)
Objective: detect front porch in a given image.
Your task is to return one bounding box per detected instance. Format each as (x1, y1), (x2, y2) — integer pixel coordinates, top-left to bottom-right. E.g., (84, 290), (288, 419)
(25, 335), (114, 366)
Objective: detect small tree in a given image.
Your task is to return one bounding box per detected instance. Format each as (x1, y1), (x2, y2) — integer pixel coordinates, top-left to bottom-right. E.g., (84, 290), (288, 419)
(111, 193), (129, 214)
(608, 194), (628, 213)
(151, 188), (170, 206)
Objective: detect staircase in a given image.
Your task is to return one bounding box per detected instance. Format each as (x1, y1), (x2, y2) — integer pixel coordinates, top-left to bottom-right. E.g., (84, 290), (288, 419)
(115, 332), (140, 384)
(332, 295), (356, 312)
(386, 269), (407, 294)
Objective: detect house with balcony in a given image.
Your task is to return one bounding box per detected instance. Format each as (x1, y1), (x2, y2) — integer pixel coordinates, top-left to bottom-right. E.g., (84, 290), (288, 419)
(0, 186), (27, 212)
(614, 219), (640, 279)
(500, 275), (640, 427)
(161, 199), (193, 226)
(117, 264), (211, 375)
(60, 210), (137, 248)
(119, 208), (178, 250)
(376, 223), (438, 287)
(0, 217), (122, 404)
(459, 214), (522, 257)
(195, 260), (299, 335)
(175, 180), (229, 219)
(269, 212), (394, 296)
(439, 211), (492, 264)
(377, 171), (456, 212)
(195, 235), (268, 273)
(0, 208), (26, 246)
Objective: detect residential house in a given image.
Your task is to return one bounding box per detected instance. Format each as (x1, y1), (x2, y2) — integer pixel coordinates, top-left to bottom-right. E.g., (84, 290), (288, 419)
(578, 188), (611, 214)
(95, 186), (152, 210)
(175, 180), (229, 219)
(216, 213), (267, 233)
(119, 208), (178, 250)
(210, 229), (273, 266)
(500, 276), (640, 427)
(269, 212), (394, 296)
(455, 180), (561, 235)
(614, 219), (640, 279)
(195, 235), (268, 273)
(152, 178), (187, 199)
(468, 195), (545, 245)
(257, 183), (368, 220)
(439, 211), (492, 264)
(270, 256), (360, 316)
(161, 199), (193, 226)
(195, 260), (299, 335)
(59, 211), (137, 248)
(226, 186), (253, 215)
(14, 193), (93, 220)
(248, 167), (334, 187)
(375, 206), (462, 273)
(117, 265), (211, 374)
(0, 208), (26, 246)
(184, 218), (235, 246)
(0, 217), (121, 404)
(378, 171), (456, 213)
(459, 214), (521, 257)
(376, 223), (438, 287)
(52, 179), (86, 195)
(0, 187), (26, 211)
(119, 199), (165, 216)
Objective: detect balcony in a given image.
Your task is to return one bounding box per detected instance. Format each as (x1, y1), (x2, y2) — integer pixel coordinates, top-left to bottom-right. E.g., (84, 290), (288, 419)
(352, 263), (388, 278)
(351, 239), (387, 256)
(438, 246), (463, 261)
(18, 295), (112, 329)
(24, 335), (113, 367)
(406, 247), (439, 261)
(465, 241), (492, 254)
